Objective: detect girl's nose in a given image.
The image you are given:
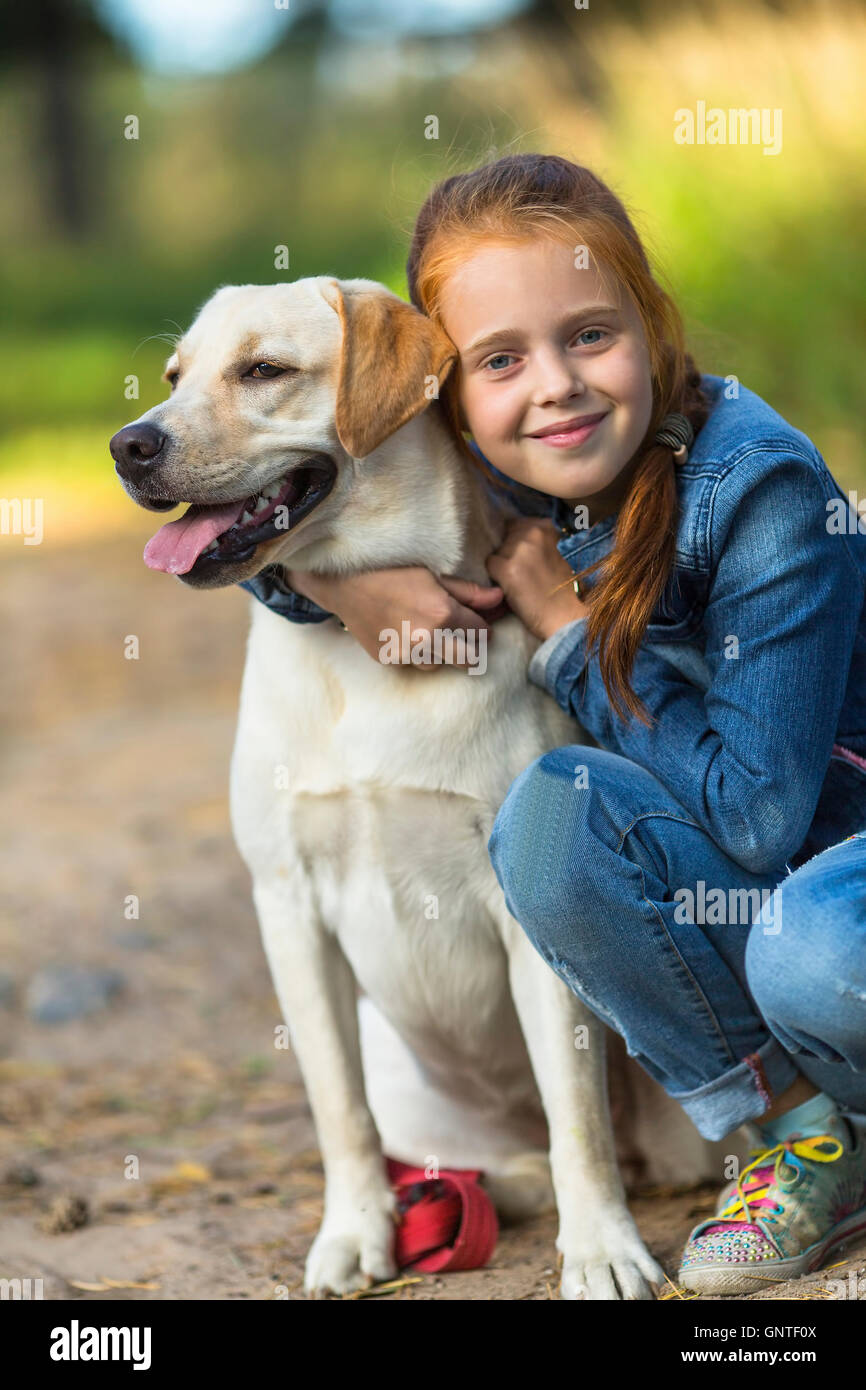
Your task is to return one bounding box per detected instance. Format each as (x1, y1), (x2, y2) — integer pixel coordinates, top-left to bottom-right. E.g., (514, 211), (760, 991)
(529, 349), (585, 405)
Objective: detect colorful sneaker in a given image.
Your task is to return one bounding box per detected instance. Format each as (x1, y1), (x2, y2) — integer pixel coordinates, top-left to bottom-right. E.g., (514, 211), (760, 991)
(678, 1099), (866, 1295)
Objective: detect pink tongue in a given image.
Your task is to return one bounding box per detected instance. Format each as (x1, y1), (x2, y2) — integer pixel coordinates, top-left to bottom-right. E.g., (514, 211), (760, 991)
(143, 499), (246, 574)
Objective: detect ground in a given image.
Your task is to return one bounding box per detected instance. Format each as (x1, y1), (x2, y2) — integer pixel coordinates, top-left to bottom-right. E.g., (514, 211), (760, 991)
(1, 522), (864, 1302)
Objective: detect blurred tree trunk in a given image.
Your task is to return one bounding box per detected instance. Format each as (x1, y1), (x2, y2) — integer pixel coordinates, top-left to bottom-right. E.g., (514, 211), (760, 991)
(38, 0), (87, 238)
(1, 0), (117, 240)
(514, 0), (607, 108)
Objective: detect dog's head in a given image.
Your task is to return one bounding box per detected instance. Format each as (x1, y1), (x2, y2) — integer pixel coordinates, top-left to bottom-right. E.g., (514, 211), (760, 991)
(110, 278), (457, 588)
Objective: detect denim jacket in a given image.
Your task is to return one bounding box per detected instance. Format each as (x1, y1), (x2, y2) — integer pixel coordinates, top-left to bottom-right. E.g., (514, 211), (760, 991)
(239, 373), (866, 875)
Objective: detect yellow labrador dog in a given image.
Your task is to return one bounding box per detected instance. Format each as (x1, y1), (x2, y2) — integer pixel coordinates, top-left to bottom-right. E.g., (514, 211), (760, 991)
(111, 278), (727, 1300)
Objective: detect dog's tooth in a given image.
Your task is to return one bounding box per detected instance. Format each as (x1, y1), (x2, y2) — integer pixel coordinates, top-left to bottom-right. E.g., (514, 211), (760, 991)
(265, 482), (281, 499)
(254, 495), (269, 513)
(241, 509), (254, 525)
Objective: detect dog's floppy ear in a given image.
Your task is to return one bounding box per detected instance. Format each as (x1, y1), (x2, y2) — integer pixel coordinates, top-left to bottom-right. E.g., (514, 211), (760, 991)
(322, 279), (458, 459)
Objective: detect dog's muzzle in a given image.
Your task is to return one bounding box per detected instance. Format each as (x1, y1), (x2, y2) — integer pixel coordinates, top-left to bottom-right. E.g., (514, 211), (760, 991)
(109, 422), (176, 510)
(112, 434), (338, 579)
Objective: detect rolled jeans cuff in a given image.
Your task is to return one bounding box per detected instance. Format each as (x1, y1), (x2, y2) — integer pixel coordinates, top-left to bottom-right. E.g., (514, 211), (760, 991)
(667, 1035), (800, 1141)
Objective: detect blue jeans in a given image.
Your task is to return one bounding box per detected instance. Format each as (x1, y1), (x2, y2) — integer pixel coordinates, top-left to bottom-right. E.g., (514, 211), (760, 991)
(487, 745), (866, 1142)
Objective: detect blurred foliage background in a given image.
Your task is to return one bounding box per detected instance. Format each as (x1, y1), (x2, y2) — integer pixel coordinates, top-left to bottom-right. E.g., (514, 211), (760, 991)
(1, 0), (864, 536)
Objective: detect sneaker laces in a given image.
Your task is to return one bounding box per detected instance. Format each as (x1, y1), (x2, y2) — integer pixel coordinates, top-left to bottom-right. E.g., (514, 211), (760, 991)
(706, 1133), (844, 1235)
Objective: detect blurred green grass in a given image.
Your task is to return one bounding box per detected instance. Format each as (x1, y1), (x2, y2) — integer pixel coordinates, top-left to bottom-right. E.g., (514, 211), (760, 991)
(2, 0), (864, 519)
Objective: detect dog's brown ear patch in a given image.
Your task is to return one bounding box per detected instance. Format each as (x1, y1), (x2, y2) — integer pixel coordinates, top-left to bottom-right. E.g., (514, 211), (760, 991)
(327, 281), (457, 459)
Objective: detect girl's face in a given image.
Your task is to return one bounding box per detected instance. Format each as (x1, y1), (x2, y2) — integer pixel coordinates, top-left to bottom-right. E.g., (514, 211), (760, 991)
(438, 237), (655, 515)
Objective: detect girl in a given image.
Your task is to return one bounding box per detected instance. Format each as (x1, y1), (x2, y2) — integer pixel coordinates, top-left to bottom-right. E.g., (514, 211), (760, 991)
(243, 154), (866, 1296)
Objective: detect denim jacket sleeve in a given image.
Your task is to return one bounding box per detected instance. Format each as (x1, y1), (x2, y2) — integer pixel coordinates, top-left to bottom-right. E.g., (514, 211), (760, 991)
(528, 451), (863, 874)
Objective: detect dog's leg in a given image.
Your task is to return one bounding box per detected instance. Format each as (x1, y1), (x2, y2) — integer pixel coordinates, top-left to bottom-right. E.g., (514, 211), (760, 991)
(253, 878), (397, 1296)
(502, 921), (665, 1300)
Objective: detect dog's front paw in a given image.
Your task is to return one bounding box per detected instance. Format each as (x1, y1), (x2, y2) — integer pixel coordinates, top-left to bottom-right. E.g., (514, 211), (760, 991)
(559, 1223), (665, 1300)
(304, 1194), (398, 1297)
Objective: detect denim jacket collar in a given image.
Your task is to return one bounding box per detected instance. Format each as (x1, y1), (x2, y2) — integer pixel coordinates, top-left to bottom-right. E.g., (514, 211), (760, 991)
(468, 442), (619, 582)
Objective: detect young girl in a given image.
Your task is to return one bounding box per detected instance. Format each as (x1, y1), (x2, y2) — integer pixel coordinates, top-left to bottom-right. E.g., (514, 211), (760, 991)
(243, 153), (866, 1296)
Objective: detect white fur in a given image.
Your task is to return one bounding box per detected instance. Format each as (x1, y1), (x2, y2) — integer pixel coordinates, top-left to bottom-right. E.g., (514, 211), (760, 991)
(130, 278), (738, 1300)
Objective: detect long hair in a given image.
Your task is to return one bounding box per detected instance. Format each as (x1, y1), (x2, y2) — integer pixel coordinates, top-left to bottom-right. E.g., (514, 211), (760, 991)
(405, 153), (709, 726)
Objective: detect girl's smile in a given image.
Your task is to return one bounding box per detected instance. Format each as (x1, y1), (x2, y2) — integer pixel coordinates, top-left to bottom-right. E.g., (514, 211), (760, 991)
(525, 410), (609, 448)
(438, 237), (655, 520)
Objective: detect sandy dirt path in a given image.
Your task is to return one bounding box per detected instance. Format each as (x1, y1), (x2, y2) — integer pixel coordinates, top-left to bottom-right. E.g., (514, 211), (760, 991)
(1, 525), (863, 1302)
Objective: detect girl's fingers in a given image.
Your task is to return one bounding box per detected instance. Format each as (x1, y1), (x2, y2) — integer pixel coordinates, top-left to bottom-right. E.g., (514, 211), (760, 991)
(407, 599), (496, 671)
(438, 575), (504, 607)
(485, 554), (503, 582)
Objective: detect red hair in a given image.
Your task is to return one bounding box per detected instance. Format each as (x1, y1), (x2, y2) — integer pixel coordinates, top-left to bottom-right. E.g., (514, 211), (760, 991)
(406, 153), (709, 726)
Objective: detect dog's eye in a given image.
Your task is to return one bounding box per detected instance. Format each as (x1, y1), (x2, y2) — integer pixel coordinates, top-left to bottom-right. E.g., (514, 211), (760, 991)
(246, 362), (286, 379)
(165, 371), (179, 391)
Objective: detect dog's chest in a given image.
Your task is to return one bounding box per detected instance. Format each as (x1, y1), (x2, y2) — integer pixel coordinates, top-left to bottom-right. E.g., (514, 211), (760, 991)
(290, 782), (514, 1036)
(233, 604), (575, 807)
(230, 607), (573, 1061)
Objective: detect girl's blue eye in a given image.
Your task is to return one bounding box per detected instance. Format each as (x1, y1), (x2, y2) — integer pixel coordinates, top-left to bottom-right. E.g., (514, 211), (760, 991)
(483, 329), (607, 371)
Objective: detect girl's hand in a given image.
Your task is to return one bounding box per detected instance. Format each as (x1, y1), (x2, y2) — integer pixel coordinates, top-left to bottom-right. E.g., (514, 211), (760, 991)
(285, 566), (506, 671)
(485, 517), (590, 642)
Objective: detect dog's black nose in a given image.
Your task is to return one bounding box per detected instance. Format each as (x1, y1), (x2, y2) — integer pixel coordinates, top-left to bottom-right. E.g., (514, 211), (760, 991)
(110, 422), (167, 487)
